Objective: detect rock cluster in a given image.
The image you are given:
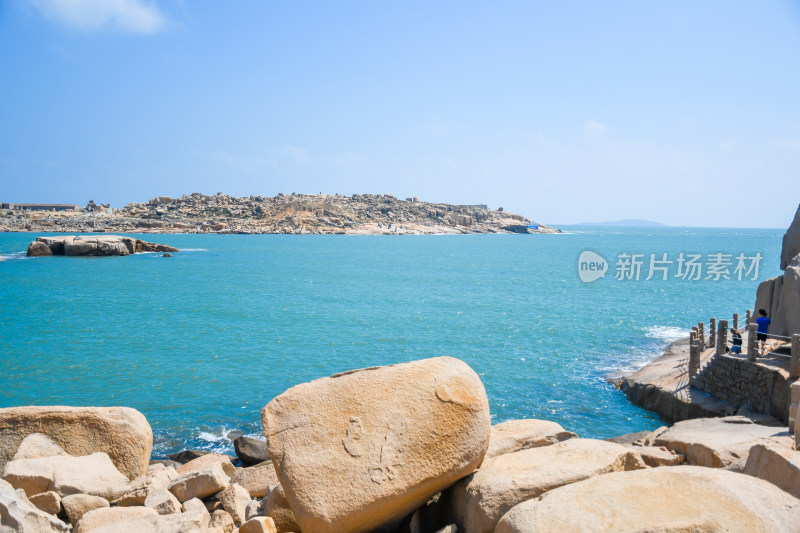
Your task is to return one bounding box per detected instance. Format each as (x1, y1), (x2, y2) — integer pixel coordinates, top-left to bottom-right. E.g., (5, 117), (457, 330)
(752, 202), (800, 337)
(3, 357), (800, 532)
(25, 235), (178, 257)
(2, 193), (561, 235)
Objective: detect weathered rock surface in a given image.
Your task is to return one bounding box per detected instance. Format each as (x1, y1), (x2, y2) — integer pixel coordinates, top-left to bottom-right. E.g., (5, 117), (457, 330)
(653, 416), (792, 468)
(234, 436), (270, 465)
(0, 406), (152, 480)
(0, 483), (69, 532)
(143, 488), (181, 515)
(219, 483), (250, 525)
(117, 465), (178, 506)
(494, 466), (800, 533)
(262, 483), (299, 533)
(165, 450), (210, 465)
(263, 356), (491, 533)
(92, 497), (210, 533)
(61, 494), (110, 525)
(230, 461), (278, 498)
(451, 438), (646, 533)
(624, 445), (683, 467)
(176, 453), (236, 479)
(209, 509), (235, 533)
(168, 462), (229, 503)
(239, 516), (277, 533)
(485, 419), (576, 459)
(744, 442), (800, 499)
(26, 241), (53, 257)
(28, 491), (61, 515)
(11, 434), (68, 462)
(73, 506), (157, 533)
(2, 452), (130, 500)
(781, 203), (800, 270)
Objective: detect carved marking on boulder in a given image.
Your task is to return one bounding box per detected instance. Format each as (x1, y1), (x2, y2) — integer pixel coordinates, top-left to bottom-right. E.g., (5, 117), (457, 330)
(342, 417), (364, 458)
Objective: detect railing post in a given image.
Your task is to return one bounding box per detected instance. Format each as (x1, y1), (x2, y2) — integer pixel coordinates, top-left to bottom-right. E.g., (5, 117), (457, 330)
(791, 334), (800, 379)
(698, 322), (705, 348)
(709, 318), (716, 349)
(733, 313), (739, 331)
(716, 319), (728, 356)
(689, 341), (700, 387)
(690, 328), (698, 344)
(746, 309), (752, 323)
(747, 323), (758, 361)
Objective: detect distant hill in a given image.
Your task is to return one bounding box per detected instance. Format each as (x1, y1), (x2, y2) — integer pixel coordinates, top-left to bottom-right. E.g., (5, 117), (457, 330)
(575, 219), (668, 228)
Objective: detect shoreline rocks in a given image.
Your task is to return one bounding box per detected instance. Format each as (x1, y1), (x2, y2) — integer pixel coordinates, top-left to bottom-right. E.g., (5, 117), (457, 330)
(2, 356), (800, 532)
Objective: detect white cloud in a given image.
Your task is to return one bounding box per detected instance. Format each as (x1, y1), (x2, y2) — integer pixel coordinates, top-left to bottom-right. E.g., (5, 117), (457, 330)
(29, 0), (167, 34)
(583, 121), (606, 135)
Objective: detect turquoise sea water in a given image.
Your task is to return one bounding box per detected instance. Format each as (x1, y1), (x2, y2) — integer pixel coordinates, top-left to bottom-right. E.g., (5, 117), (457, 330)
(0, 227), (782, 456)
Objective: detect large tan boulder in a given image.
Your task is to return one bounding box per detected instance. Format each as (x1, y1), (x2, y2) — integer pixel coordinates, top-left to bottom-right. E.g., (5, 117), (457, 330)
(485, 419), (576, 459)
(73, 506), (156, 533)
(744, 442), (800, 498)
(494, 465), (800, 532)
(263, 356), (491, 533)
(0, 483), (69, 532)
(451, 438), (646, 533)
(0, 406), (153, 480)
(231, 461), (278, 498)
(654, 416), (792, 467)
(782, 256), (800, 336)
(168, 462), (230, 503)
(61, 494), (110, 525)
(2, 452), (130, 500)
(240, 517), (277, 533)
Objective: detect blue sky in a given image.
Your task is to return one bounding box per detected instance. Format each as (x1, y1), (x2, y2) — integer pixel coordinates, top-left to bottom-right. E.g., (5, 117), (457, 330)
(1, 1), (799, 227)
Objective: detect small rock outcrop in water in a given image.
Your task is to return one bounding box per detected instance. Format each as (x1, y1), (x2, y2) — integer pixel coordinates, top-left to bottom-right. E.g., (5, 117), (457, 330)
(25, 235), (178, 257)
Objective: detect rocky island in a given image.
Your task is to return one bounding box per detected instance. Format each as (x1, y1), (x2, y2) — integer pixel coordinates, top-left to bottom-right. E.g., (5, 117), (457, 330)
(26, 235), (179, 257)
(0, 193), (560, 235)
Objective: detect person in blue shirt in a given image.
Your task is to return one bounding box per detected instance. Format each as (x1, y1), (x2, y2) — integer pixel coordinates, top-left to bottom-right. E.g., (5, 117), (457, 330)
(755, 309), (771, 356)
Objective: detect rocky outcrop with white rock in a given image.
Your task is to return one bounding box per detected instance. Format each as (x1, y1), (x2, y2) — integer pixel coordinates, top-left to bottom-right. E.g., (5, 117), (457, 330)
(25, 235), (178, 257)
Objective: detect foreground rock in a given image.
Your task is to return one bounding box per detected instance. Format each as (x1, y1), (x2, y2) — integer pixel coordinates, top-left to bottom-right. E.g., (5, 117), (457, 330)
(234, 436), (270, 465)
(168, 462), (230, 503)
(744, 443), (800, 498)
(61, 494), (110, 525)
(231, 461), (278, 498)
(495, 466), (800, 532)
(653, 416), (792, 468)
(484, 419), (576, 459)
(451, 438), (647, 533)
(263, 356), (491, 533)
(25, 235), (178, 257)
(0, 482), (69, 532)
(2, 452), (130, 500)
(0, 406), (152, 480)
